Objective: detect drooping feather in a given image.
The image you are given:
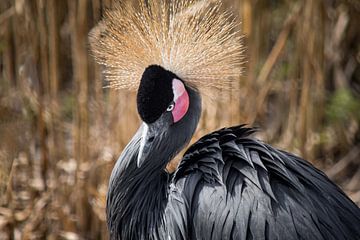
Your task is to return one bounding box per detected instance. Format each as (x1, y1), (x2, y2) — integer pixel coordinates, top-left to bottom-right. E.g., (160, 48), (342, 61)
(89, 0), (244, 93)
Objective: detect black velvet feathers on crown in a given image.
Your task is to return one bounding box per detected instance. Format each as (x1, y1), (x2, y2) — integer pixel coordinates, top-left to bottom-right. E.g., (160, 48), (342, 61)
(137, 65), (179, 123)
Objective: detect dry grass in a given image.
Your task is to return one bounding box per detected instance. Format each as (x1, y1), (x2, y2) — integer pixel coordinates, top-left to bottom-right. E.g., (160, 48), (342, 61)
(0, 0), (359, 239)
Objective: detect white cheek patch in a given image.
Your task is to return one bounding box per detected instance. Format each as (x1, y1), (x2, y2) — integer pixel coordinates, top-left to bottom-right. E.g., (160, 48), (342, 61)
(172, 78), (186, 101)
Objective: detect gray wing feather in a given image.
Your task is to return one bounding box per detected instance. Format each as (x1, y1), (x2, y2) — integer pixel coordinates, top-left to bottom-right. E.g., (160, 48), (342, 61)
(169, 125), (360, 240)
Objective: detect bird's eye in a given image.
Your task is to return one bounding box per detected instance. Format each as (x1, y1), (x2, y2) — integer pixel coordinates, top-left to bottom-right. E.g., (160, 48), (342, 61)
(166, 102), (175, 112)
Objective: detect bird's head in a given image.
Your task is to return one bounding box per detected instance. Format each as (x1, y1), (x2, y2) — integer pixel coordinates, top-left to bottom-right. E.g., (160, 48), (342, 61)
(89, 0), (244, 170)
(136, 65), (201, 168)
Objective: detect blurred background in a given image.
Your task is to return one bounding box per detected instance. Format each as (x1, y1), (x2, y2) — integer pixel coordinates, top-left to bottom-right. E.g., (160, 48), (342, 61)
(0, 0), (359, 239)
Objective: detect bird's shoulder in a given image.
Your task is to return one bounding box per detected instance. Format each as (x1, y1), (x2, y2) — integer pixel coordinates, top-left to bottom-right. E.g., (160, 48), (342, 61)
(174, 124), (257, 183)
(173, 124), (324, 191)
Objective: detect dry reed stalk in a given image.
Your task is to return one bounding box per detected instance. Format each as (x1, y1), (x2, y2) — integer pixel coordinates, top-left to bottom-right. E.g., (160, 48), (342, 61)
(68, 0), (90, 234)
(0, 1), (16, 205)
(248, 3), (301, 124)
(0, 151), (13, 205)
(240, 0), (256, 118)
(35, 0), (50, 189)
(326, 145), (360, 178)
(347, 168), (360, 191)
(1, 8), (15, 87)
(279, 76), (299, 149)
(296, 0), (326, 159)
(47, 0), (65, 164)
(91, 0), (105, 134)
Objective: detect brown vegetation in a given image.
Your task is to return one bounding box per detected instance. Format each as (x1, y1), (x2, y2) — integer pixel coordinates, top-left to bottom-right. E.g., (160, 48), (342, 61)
(0, 0), (359, 239)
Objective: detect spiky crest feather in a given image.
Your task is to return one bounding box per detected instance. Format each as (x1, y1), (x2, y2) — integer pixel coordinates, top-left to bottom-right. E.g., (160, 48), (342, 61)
(89, 0), (244, 93)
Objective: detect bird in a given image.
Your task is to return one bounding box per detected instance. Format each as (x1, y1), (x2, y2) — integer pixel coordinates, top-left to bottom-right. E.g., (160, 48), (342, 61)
(89, 0), (360, 239)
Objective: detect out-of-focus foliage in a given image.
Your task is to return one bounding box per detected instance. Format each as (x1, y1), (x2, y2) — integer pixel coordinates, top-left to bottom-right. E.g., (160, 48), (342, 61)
(0, 0), (359, 239)
(326, 88), (360, 123)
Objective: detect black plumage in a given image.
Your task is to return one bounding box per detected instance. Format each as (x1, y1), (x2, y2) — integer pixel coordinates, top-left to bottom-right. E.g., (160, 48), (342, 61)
(137, 65), (178, 124)
(170, 125), (360, 240)
(106, 66), (360, 240)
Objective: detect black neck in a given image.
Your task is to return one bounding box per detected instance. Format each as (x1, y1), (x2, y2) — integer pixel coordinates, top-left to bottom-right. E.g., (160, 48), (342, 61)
(106, 87), (201, 239)
(107, 157), (170, 239)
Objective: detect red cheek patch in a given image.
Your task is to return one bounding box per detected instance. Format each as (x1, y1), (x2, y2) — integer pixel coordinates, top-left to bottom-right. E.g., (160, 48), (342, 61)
(172, 79), (189, 123)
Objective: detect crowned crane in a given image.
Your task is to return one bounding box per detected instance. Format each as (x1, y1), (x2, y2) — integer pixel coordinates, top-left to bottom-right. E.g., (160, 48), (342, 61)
(89, 1), (360, 239)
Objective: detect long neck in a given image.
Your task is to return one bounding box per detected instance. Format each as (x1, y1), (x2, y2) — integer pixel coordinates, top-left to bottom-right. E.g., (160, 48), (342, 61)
(107, 150), (170, 239)
(107, 87), (201, 239)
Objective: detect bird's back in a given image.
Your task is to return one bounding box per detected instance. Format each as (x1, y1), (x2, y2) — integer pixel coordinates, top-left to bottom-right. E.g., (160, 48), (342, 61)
(168, 125), (360, 240)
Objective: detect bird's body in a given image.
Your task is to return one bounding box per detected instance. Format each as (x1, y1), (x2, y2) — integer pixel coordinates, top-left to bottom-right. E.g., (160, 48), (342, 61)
(107, 124), (360, 240)
(89, 1), (360, 239)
